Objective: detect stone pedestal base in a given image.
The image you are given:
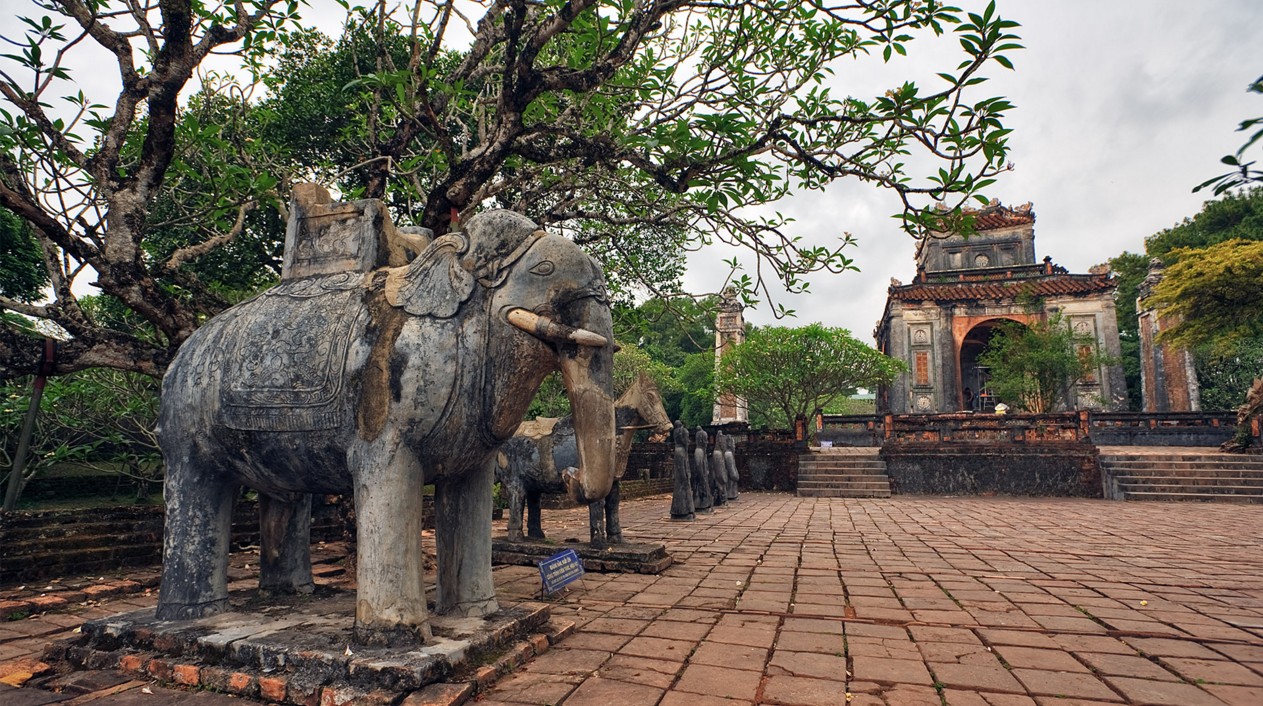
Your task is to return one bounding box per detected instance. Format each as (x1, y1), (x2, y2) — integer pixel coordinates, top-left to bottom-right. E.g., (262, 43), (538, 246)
(44, 587), (563, 705)
(492, 537), (673, 574)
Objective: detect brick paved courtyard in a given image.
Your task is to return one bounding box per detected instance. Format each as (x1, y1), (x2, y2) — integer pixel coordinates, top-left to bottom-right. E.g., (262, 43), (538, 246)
(3, 493), (1262, 704)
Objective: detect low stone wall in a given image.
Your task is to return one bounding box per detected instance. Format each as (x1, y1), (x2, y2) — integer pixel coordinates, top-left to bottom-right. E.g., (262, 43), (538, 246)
(881, 442), (1102, 497)
(0, 498), (345, 587)
(821, 411), (1254, 448)
(741, 439), (800, 491)
(20, 472), (160, 503)
(816, 415), (882, 447)
(1087, 412), (1239, 446)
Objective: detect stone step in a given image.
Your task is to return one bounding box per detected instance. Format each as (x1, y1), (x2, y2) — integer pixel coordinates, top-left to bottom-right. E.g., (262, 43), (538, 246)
(1122, 491), (1263, 503)
(798, 479), (892, 490)
(798, 468), (889, 477)
(1101, 459), (1263, 469)
(798, 452), (890, 499)
(800, 459), (887, 468)
(798, 487), (892, 498)
(1115, 475), (1263, 487)
(799, 461), (888, 471)
(1119, 481), (1263, 494)
(1100, 455), (1263, 464)
(1101, 467), (1263, 477)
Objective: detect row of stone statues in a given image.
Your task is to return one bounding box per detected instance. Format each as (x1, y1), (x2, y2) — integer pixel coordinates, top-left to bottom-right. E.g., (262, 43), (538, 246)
(670, 421), (738, 521)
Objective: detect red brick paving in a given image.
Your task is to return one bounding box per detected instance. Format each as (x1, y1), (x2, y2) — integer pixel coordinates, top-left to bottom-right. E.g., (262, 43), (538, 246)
(2, 493), (1263, 704)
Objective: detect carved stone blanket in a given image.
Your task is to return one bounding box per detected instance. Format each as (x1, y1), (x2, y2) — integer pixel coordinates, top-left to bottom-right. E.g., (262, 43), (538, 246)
(215, 274), (366, 432)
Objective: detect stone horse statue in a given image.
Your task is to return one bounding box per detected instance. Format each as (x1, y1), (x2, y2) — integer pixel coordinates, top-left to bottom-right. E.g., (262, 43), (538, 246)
(499, 374), (671, 547)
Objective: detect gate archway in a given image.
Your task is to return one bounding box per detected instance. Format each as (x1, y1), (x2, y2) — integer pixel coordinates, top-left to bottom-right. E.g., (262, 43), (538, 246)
(958, 319), (1027, 411)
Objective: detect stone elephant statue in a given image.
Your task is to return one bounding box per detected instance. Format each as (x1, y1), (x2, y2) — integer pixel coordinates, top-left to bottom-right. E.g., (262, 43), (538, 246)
(497, 374), (671, 547)
(155, 207), (618, 646)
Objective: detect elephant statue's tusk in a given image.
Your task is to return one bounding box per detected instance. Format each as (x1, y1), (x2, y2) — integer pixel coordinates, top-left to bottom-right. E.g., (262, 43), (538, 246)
(506, 308), (609, 348)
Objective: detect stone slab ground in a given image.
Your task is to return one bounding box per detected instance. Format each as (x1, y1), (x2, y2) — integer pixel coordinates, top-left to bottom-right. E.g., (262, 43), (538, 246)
(2, 493), (1262, 705)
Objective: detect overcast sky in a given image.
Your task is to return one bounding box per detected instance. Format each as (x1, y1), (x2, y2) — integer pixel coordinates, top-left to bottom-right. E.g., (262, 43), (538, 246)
(697, 0), (1263, 341)
(2, 0), (1259, 344)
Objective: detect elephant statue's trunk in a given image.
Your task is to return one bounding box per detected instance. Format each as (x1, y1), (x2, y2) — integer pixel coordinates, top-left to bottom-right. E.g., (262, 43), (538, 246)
(558, 336), (616, 505)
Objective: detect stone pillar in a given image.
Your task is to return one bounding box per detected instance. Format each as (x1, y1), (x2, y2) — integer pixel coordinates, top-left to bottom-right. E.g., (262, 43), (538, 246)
(1137, 259), (1200, 412)
(712, 287), (748, 425)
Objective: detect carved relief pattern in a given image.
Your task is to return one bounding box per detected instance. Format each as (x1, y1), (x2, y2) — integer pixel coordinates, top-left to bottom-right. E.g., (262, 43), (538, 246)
(292, 210), (372, 267)
(217, 276), (368, 431)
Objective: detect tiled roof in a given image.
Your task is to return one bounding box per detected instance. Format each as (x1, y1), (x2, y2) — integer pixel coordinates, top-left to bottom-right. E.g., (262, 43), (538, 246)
(890, 275), (1114, 302)
(970, 208), (1034, 231)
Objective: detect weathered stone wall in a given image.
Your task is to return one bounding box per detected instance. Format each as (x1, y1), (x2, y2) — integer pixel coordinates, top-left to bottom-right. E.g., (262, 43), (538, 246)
(740, 440), (800, 491)
(20, 473), (160, 503)
(0, 499), (345, 586)
(881, 442), (1102, 497)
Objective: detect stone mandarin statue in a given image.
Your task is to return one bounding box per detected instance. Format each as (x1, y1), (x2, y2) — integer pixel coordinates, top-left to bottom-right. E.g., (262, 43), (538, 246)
(724, 432), (740, 501)
(670, 420), (695, 520)
(711, 430), (728, 507)
(692, 427), (713, 512)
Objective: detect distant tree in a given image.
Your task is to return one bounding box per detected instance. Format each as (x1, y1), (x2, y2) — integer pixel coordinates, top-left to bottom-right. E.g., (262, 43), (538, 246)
(1195, 338), (1263, 412)
(1105, 251), (1149, 410)
(676, 351), (716, 428)
(978, 313), (1106, 414)
(1195, 76), (1263, 196)
(613, 297), (714, 368)
(1146, 187), (1263, 260)
(714, 324), (903, 429)
(1147, 239), (1263, 350)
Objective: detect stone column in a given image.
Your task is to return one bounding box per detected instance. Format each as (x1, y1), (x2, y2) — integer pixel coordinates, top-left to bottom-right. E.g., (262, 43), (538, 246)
(1137, 259), (1201, 412)
(712, 288), (748, 425)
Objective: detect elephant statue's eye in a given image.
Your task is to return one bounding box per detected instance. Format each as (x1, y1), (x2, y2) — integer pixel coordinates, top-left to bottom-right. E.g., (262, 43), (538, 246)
(529, 261), (556, 276)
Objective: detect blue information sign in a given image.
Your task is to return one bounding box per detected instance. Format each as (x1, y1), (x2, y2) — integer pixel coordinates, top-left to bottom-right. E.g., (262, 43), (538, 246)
(538, 549), (585, 595)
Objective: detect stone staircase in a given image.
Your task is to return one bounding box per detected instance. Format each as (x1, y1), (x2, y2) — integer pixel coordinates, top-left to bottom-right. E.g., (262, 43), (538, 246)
(1098, 447), (1263, 503)
(797, 447), (890, 498)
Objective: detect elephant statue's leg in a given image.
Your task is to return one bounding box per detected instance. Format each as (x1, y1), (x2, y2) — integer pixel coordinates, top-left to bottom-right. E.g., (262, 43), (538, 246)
(506, 474), (526, 542)
(258, 491), (314, 596)
(435, 457), (499, 617)
(588, 500), (607, 549)
(605, 480), (623, 544)
(351, 446), (431, 645)
(525, 489), (546, 540)
(156, 464), (238, 620)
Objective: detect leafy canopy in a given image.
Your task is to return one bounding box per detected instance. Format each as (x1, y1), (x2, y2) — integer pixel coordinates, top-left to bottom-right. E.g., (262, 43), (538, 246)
(1104, 250), (1149, 410)
(1, 0), (1020, 379)
(1146, 187), (1263, 260)
(1148, 239), (1263, 350)
(714, 323), (904, 428)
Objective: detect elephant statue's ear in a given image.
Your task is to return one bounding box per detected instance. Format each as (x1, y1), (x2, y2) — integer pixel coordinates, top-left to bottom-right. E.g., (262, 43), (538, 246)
(385, 233), (475, 318)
